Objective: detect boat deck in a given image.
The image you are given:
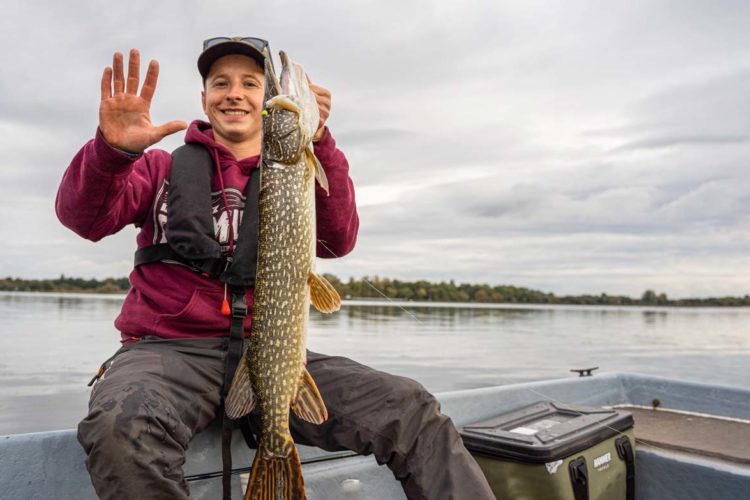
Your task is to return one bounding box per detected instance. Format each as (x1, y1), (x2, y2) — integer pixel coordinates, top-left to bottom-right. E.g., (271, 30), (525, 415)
(3, 373), (750, 499)
(625, 406), (750, 465)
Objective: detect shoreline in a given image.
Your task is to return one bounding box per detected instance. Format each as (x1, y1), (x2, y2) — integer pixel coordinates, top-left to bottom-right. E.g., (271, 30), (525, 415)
(3, 291), (749, 312)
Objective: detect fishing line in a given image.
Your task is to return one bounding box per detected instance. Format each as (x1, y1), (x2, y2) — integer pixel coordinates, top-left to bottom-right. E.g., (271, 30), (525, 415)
(317, 239), (744, 460)
(316, 239), (423, 324)
(316, 238), (635, 433)
(520, 384), (635, 445)
(515, 384), (722, 460)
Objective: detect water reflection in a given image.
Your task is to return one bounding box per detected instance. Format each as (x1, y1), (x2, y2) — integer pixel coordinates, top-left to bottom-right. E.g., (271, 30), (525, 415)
(641, 310), (669, 326)
(2, 292), (750, 433)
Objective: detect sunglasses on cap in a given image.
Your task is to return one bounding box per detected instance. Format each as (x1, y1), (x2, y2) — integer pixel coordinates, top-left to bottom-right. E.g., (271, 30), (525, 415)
(198, 36), (275, 79)
(203, 37), (271, 56)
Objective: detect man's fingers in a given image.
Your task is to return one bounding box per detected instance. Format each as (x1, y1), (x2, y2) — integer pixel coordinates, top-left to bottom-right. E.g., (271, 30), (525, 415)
(151, 120), (188, 143)
(126, 49), (140, 95)
(309, 82), (328, 94)
(112, 52), (125, 95)
(316, 93), (331, 113)
(316, 93), (331, 111)
(309, 83), (331, 100)
(308, 83), (331, 119)
(307, 77), (332, 101)
(309, 84), (331, 110)
(101, 67), (113, 101)
(140, 60), (159, 103)
(307, 82), (331, 136)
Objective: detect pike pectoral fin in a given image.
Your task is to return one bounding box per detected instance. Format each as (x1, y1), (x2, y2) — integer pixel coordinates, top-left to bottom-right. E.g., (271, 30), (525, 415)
(245, 441), (305, 500)
(291, 368), (328, 424)
(306, 147), (329, 196)
(308, 272), (341, 313)
(225, 359), (257, 419)
(266, 94), (301, 113)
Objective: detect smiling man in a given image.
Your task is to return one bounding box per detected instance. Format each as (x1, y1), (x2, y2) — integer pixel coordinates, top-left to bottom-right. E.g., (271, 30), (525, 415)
(56, 37), (494, 499)
(201, 54), (266, 158)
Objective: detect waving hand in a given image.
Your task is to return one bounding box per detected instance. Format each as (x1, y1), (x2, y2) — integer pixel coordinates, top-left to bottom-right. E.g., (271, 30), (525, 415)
(100, 49), (187, 153)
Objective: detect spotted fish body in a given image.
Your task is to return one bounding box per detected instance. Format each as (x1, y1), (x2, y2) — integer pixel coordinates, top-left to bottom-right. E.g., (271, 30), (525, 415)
(226, 52), (341, 500)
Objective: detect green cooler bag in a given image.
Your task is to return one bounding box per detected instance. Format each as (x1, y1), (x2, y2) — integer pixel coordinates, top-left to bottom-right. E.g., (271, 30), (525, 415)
(461, 401), (635, 500)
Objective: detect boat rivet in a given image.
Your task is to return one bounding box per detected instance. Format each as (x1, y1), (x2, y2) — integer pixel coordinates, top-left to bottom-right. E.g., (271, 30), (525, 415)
(341, 478), (361, 498)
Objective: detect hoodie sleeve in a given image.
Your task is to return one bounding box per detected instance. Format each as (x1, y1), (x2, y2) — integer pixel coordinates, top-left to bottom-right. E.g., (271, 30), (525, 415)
(313, 127), (359, 258)
(55, 129), (168, 241)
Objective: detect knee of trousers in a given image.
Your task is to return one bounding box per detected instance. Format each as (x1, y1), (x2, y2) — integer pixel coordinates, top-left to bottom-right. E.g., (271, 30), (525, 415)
(77, 392), (192, 484)
(371, 378), (454, 460)
(393, 377), (445, 424)
(377, 382), (467, 491)
(392, 378), (442, 417)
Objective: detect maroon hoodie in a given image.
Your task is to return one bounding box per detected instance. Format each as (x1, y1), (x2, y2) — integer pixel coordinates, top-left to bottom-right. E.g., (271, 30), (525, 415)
(56, 121), (358, 342)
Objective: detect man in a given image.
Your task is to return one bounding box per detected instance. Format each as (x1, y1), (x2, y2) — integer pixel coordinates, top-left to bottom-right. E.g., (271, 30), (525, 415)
(56, 37), (494, 499)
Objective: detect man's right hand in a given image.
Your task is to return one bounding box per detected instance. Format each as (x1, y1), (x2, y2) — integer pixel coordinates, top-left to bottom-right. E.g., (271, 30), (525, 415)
(100, 49), (187, 154)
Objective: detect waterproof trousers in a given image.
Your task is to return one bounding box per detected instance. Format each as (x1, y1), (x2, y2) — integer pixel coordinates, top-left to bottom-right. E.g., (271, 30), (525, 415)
(77, 337), (496, 500)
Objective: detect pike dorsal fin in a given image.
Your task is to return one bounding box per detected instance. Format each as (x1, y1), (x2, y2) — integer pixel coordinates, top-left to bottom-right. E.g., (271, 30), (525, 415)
(308, 272), (341, 313)
(306, 147), (329, 196)
(291, 368), (328, 424)
(225, 359), (257, 419)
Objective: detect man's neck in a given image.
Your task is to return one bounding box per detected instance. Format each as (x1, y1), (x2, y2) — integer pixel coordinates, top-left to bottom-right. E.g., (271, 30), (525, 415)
(215, 136), (261, 160)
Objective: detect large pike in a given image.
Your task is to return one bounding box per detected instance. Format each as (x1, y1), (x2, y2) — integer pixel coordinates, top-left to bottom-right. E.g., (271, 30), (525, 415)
(225, 51), (341, 500)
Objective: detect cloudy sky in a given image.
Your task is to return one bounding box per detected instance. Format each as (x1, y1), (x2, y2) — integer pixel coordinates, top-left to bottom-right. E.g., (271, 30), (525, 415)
(1, 1), (748, 298)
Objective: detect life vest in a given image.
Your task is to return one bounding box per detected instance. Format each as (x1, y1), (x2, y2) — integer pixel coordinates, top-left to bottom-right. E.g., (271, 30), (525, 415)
(133, 143), (260, 287)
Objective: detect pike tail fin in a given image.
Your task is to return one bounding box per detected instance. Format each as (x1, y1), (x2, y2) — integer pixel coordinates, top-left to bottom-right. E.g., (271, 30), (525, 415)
(308, 272), (341, 313)
(225, 359), (257, 419)
(292, 367), (328, 424)
(245, 443), (306, 500)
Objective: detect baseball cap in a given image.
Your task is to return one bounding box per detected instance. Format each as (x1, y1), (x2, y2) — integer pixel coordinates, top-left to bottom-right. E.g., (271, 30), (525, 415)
(198, 37), (271, 79)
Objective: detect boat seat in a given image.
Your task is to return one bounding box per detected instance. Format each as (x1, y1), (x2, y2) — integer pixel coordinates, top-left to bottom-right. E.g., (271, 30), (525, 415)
(627, 407), (750, 465)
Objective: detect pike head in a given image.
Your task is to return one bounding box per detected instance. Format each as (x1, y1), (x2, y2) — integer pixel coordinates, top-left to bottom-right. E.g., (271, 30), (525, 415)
(262, 51), (320, 164)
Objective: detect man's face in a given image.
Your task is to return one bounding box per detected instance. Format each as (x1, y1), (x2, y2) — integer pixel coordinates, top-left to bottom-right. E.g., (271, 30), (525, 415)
(202, 54), (265, 148)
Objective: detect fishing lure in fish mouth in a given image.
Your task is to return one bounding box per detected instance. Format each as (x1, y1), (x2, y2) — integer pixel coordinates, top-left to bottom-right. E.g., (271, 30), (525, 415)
(225, 50), (341, 500)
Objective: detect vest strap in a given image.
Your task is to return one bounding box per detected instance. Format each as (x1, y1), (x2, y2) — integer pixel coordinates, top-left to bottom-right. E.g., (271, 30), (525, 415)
(166, 144), (223, 260)
(221, 167), (260, 287)
(221, 287), (248, 500)
(134, 244), (228, 278)
(132, 143), (260, 287)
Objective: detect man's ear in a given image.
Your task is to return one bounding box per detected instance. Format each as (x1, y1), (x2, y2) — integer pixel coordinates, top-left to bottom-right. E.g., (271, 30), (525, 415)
(201, 90), (206, 114)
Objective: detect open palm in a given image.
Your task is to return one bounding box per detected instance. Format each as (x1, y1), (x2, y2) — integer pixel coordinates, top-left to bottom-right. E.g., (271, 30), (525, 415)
(100, 49), (186, 153)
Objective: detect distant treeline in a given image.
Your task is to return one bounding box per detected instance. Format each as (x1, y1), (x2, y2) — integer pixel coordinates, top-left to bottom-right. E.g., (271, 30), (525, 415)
(0, 275), (130, 294)
(2, 275), (749, 307)
(322, 276), (750, 307)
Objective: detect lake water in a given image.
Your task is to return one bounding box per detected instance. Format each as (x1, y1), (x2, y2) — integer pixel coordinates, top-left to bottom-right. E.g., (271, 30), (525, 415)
(1, 291), (749, 435)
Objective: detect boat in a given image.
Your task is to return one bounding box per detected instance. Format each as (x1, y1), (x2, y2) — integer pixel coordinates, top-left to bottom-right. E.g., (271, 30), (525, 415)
(2, 372), (749, 499)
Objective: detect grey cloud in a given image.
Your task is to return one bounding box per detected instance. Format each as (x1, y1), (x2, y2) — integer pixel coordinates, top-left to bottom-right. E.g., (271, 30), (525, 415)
(619, 70), (750, 143)
(582, 123), (666, 138)
(611, 135), (748, 153)
(359, 151), (750, 244)
(2, 0), (749, 297)
(335, 128), (417, 146)
(0, 98), (88, 128)
(322, 228), (750, 297)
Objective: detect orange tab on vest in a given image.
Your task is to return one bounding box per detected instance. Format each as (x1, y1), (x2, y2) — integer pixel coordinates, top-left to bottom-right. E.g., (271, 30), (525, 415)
(220, 298), (231, 316)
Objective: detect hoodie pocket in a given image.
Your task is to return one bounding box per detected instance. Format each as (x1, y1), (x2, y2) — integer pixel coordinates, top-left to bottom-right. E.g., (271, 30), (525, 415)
(153, 286), (227, 335)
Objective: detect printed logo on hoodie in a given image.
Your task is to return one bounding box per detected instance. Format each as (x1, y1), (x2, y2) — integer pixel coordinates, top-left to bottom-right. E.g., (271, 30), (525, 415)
(151, 180), (246, 252)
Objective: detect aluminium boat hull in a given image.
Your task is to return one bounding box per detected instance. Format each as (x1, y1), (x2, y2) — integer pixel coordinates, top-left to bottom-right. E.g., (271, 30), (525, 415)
(2, 372), (749, 499)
